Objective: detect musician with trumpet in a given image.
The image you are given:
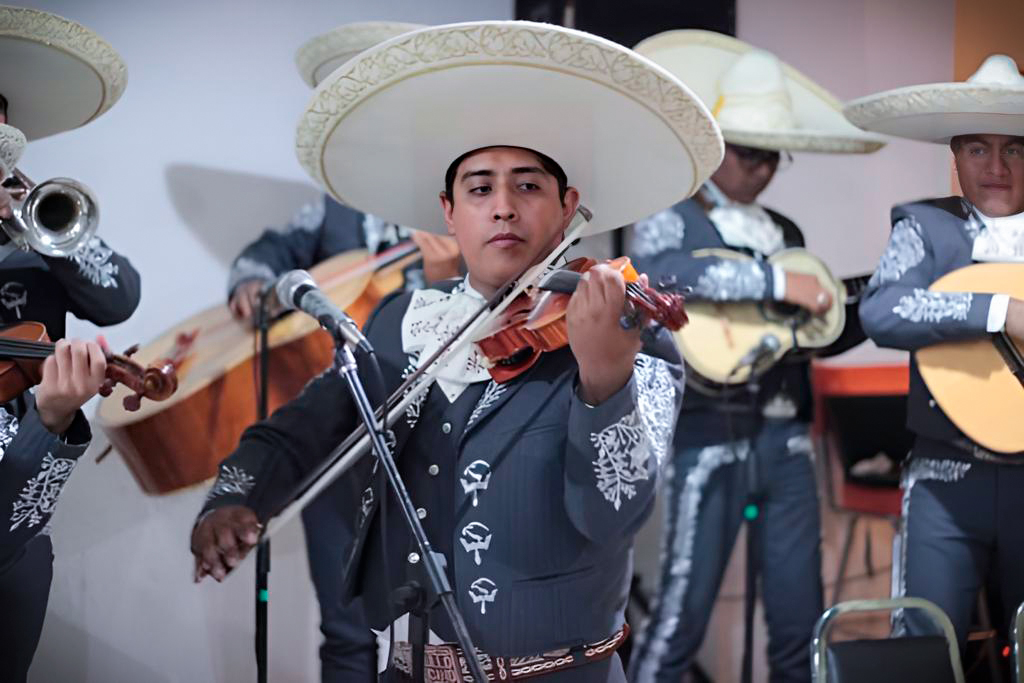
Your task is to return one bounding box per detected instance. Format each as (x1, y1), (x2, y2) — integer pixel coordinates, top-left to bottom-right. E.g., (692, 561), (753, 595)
(624, 33), (883, 683)
(0, 7), (140, 681)
(190, 20), (721, 681)
(848, 54), (1024, 650)
(225, 22), (464, 683)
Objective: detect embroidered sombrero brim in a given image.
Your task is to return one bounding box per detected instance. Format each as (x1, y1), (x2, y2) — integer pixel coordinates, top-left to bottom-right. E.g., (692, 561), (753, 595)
(295, 21), (724, 236)
(634, 29), (884, 154)
(843, 82), (1024, 143)
(0, 6), (126, 141)
(295, 21), (426, 88)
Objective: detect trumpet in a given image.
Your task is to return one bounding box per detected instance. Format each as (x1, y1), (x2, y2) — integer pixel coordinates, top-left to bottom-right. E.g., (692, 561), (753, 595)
(0, 168), (98, 257)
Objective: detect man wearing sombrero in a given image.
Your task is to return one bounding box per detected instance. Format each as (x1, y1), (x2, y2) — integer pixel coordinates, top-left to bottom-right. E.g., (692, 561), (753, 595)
(0, 6), (141, 681)
(225, 21), (467, 683)
(851, 54), (1024, 649)
(626, 30), (883, 683)
(192, 20), (722, 681)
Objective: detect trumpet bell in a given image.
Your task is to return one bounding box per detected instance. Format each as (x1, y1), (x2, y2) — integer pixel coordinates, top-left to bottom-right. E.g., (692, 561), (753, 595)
(1, 173), (99, 257)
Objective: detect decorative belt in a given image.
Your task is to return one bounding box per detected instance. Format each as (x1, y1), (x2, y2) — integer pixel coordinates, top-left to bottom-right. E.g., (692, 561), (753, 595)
(390, 624), (628, 681)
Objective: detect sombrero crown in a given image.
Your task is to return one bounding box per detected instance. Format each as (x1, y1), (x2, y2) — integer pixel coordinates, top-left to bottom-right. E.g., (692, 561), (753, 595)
(294, 20), (724, 236)
(844, 54), (1024, 143)
(634, 29), (884, 154)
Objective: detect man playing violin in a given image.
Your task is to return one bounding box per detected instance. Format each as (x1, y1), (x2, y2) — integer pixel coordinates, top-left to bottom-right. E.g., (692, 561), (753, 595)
(626, 33), (883, 683)
(225, 22), (463, 683)
(851, 55), (1024, 651)
(191, 20), (722, 681)
(0, 10), (141, 678)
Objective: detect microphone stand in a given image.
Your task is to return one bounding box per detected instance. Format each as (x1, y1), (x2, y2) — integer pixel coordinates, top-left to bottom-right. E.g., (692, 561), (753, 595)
(254, 287), (272, 683)
(328, 327), (488, 683)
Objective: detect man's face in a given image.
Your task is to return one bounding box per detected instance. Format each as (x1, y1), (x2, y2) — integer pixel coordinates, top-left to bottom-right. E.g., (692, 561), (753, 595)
(440, 146), (579, 295)
(953, 134), (1024, 217)
(710, 143), (780, 204)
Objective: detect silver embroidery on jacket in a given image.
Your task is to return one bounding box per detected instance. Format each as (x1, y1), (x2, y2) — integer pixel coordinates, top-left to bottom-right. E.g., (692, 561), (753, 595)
(275, 196), (325, 234)
(70, 237), (118, 288)
(0, 407), (19, 464)
(892, 457), (971, 636)
(460, 521), (492, 566)
(228, 257), (277, 294)
(400, 352), (427, 429)
(10, 452), (77, 531)
(869, 217), (925, 286)
(205, 465), (256, 502)
(0, 281), (27, 319)
(467, 381), (507, 428)
(468, 577), (498, 615)
(892, 289), (972, 323)
(362, 213), (412, 255)
(694, 260), (767, 300)
(631, 209), (685, 258)
(590, 356), (676, 510)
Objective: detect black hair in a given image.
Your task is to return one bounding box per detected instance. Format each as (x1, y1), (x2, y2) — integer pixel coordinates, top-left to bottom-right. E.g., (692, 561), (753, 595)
(443, 146), (568, 205)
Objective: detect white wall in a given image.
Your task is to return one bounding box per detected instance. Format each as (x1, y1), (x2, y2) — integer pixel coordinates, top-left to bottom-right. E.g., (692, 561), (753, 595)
(20, 1), (512, 681)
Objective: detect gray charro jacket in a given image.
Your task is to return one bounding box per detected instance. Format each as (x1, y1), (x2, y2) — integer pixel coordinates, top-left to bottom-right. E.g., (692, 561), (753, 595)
(227, 195), (423, 297)
(859, 197), (1013, 452)
(0, 237), (140, 564)
(199, 278), (684, 657)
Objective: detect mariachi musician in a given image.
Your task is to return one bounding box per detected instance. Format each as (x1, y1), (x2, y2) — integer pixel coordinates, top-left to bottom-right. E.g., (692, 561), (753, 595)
(625, 31), (883, 683)
(850, 54), (1024, 649)
(191, 20), (723, 681)
(0, 7), (141, 682)
(225, 21), (463, 683)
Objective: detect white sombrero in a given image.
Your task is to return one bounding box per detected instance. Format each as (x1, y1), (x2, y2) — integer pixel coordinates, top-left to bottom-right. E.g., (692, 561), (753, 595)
(295, 20), (724, 236)
(634, 29), (884, 154)
(844, 54), (1024, 144)
(0, 6), (126, 141)
(295, 21), (426, 88)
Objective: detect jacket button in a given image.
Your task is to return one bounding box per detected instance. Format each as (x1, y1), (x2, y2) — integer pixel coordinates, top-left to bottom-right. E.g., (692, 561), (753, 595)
(929, 399), (937, 408)
(408, 552), (420, 564)
(441, 422), (452, 434)
(416, 507), (427, 519)
(428, 464), (440, 476)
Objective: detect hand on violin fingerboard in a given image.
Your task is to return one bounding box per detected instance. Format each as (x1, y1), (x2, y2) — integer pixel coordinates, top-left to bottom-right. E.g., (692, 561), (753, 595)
(567, 264), (644, 406)
(35, 337), (109, 434)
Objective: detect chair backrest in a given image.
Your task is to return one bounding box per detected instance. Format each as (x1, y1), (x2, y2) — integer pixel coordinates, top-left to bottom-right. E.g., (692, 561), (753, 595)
(826, 637), (957, 683)
(812, 597), (965, 683)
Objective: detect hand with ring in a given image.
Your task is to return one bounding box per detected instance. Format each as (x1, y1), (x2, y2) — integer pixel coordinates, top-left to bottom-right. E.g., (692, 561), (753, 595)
(783, 271), (833, 315)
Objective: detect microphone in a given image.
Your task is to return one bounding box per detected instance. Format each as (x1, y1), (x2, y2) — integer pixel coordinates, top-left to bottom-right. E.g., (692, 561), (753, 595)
(733, 334), (781, 374)
(275, 270), (373, 352)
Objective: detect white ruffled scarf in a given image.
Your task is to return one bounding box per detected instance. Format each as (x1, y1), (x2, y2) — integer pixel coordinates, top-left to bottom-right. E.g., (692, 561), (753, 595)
(400, 277), (492, 402)
(971, 207), (1024, 262)
(702, 180), (785, 255)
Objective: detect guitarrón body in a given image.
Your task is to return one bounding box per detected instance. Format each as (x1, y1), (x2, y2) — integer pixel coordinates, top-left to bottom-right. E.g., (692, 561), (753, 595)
(917, 262), (1024, 454)
(674, 248), (854, 387)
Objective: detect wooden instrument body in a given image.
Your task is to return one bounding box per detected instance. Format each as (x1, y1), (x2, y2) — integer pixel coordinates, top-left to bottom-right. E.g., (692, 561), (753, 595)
(98, 246), (418, 494)
(917, 262), (1024, 454)
(674, 248), (847, 385)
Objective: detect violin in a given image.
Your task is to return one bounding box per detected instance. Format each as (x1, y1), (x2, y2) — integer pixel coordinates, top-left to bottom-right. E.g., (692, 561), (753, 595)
(0, 322), (178, 410)
(476, 256), (688, 383)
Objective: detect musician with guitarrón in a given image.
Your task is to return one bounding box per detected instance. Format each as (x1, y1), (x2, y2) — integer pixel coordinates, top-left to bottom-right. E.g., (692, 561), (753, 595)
(190, 20), (719, 681)
(0, 8), (141, 682)
(848, 54), (1024, 649)
(225, 22), (463, 683)
(625, 32), (883, 683)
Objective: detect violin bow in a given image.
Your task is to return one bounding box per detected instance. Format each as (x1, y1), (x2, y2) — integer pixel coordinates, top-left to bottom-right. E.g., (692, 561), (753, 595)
(264, 206), (593, 537)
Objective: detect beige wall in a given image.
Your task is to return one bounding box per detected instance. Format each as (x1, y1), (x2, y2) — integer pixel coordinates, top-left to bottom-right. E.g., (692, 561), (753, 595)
(741, 0), (956, 363)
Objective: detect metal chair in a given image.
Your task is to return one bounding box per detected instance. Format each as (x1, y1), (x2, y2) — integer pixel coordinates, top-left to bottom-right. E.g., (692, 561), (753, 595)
(811, 597), (965, 683)
(1014, 600), (1024, 683)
